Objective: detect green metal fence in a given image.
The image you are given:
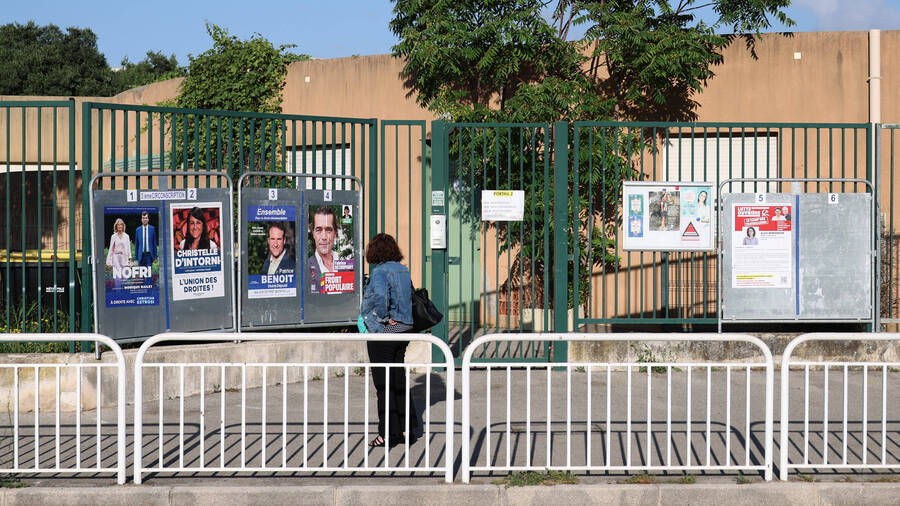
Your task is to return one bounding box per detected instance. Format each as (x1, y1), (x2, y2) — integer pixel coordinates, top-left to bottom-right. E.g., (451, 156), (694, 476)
(572, 121), (874, 329)
(81, 102), (378, 335)
(0, 100), (80, 347)
(429, 121), (555, 362)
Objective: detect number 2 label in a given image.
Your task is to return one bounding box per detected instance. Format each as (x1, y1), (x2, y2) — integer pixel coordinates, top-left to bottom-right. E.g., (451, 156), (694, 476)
(187, 188), (197, 200)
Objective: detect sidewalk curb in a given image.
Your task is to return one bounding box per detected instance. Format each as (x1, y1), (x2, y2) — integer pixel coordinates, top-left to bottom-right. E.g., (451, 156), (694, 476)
(3, 482), (899, 505)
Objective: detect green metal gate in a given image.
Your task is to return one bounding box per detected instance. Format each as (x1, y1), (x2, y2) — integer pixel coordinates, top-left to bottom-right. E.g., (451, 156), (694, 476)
(0, 100), (81, 348)
(572, 121), (874, 330)
(428, 121), (558, 362)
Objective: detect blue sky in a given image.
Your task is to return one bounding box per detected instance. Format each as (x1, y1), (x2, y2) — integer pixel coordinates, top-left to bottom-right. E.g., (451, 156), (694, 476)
(3, 1), (900, 67)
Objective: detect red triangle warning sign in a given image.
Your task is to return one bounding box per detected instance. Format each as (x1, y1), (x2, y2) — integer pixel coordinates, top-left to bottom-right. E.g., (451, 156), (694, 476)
(682, 222), (699, 237)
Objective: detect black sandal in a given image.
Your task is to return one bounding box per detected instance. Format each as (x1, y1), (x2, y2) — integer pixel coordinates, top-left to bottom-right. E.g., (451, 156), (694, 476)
(369, 435), (386, 447)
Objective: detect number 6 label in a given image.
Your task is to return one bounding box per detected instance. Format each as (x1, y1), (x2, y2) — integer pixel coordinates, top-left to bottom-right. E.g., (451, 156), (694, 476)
(828, 193), (838, 204)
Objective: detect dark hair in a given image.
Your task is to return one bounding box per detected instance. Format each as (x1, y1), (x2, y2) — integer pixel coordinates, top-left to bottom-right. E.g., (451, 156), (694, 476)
(746, 227), (756, 237)
(141, 211), (149, 218)
(312, 205), (336, 227)
(268, 222), (286, 236)
(184, 207), (211, 250)
(365, 233), (403, 264)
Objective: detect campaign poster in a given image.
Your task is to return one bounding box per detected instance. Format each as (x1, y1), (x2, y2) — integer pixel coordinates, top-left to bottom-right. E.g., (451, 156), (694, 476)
(102, 206), (160, 307)
(622, 182), (713, 251)
(246, 205), (297, 299)
(170, 203), (224, 300)
(307, 204), (355, 294)
(731, 203), (793, 288)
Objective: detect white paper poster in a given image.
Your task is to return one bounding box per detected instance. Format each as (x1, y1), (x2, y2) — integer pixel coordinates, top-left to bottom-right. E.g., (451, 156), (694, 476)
(622, 182), (714, 251)
(481, 190), (525, 221)
(731, 203), (793, 288)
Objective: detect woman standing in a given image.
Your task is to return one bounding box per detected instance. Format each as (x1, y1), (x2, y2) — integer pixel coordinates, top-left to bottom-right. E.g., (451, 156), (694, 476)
(179, 207), (217, 251)
(105, 218), (132, 270)
(361, 233), (418, 448)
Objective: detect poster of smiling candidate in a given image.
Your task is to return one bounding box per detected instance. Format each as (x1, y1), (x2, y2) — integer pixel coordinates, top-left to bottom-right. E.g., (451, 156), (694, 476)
(170, 202), (224, 300)
(246, 205), (297, 299)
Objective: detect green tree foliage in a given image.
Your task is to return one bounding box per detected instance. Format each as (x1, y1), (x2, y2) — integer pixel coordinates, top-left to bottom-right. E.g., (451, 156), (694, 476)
(170, 24), (301, 183)
(0, 21), (114, 96)
(391, 0), (792, 308)
(112, 51), (186, 94)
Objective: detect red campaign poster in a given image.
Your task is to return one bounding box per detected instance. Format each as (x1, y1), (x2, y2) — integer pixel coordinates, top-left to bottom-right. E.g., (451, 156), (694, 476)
(732, 204), (793, 288)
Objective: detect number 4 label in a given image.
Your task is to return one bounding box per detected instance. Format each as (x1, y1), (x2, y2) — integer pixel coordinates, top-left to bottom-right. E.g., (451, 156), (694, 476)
(828, 193), (838, 204)
(323, 190), (332, 202)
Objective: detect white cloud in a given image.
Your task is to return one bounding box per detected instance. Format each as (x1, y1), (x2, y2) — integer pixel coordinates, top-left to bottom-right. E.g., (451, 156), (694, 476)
(794, 0), (900, 31)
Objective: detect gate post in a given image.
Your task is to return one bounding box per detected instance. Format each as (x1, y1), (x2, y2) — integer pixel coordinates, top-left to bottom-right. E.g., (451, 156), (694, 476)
(552, 122), (569, 361)
(80, 102), (93, 350)
(430, 121), (449, 359)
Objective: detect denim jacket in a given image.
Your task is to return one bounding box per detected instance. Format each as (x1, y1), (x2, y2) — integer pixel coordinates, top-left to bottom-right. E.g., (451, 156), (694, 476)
(361, 261), (413, 333)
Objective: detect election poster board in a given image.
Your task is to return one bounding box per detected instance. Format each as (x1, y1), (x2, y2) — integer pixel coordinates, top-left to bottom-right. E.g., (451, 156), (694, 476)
(731, 203), (793, 288)
(622, 181), (714, 251)
(92, 184), (235, 340)
(170, 203), (225, 300)
(302, 189), (362, 325)
(240, 186), (304, 329)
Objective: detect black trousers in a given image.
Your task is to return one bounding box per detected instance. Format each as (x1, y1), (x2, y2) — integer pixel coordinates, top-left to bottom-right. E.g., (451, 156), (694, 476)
(366, 340), (418, 438)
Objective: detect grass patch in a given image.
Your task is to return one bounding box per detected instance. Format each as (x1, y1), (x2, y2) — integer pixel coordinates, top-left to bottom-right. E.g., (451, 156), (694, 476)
(794, 474), (816, 482)
(493, 470), (578, 487)
(670, 474), (696, 484)
(735, 475), (752, 484)
(870, 475), (900, 483)
(622, 473), (656, 484)
(0, 477), (27, 488)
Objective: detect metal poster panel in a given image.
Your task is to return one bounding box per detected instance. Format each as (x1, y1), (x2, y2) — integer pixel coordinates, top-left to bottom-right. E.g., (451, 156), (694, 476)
(731, 203), (793, 288)
(303, 189), (361, 324)
(240, 186), (304, 329)
(721, 193), (872, 321)
(93, 192), (168, 340)
(622, 181), (714, 251)
(165, 189), (235, 333)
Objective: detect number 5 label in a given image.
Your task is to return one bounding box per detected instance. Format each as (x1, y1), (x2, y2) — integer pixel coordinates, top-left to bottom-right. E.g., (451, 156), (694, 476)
(755, 193), (766, 204)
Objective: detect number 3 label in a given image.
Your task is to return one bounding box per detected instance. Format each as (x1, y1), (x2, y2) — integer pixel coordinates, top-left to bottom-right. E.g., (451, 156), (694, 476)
(268, 189), (278, 200)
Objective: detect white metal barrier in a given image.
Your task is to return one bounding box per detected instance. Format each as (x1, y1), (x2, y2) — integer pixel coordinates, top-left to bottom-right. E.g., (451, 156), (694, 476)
(461, 333), (775, 482)
(134, 333), (455, 483)
(0, 333), (127, 484)
(779, 333), (900, 480)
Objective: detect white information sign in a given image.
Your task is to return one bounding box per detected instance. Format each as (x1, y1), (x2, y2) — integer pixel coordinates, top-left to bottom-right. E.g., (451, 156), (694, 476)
(731, 203), (793, 288)
(481, 190), (525, 221)
(622, 182), (714, 251)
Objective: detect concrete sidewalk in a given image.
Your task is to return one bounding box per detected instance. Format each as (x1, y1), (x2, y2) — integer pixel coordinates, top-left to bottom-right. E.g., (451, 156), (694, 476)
(2, 481), (899, 505)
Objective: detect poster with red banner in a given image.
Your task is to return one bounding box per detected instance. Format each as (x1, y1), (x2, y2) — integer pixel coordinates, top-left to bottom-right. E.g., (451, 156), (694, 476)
(732, 203), (793, 288)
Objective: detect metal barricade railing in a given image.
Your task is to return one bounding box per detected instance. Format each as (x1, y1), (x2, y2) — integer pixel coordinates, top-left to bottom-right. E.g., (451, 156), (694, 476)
(779, 333), (900, 480)
(0, 333), (126, 484)
(134, 332), (455, 483)
(461, 333), (774, 482)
